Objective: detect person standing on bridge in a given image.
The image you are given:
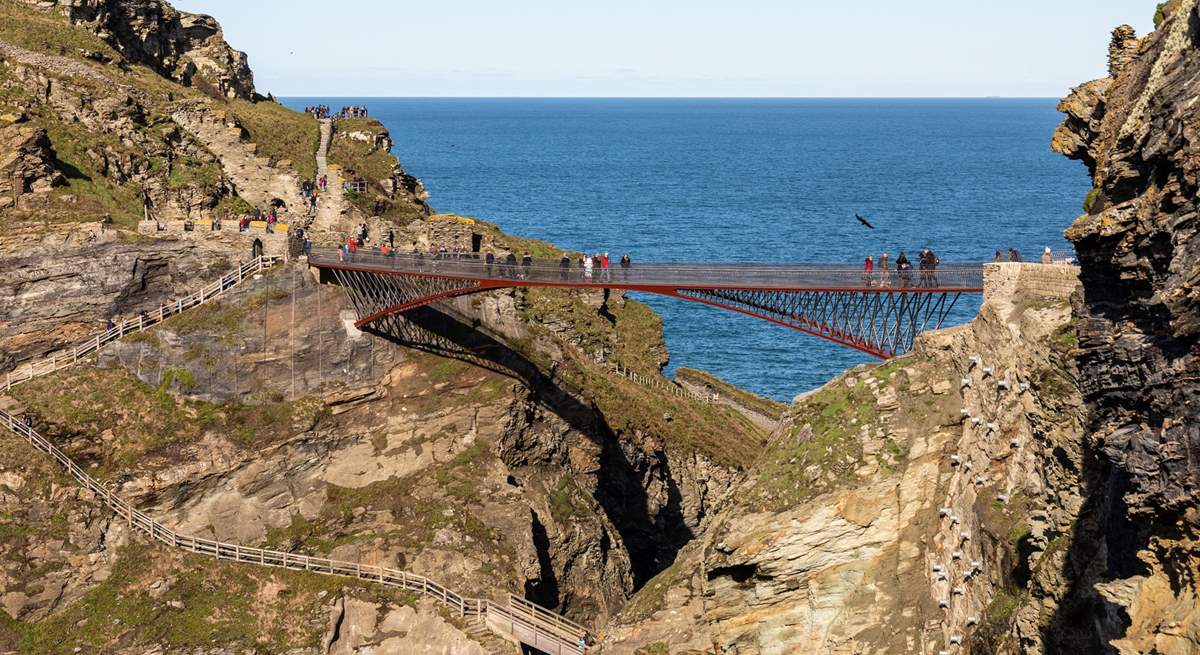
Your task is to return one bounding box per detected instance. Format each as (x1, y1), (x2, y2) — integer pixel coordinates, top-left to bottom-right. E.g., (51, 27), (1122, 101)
(560, 253), (570, 280)
(583, 253), (594, 280)
(521, 252), (533, 279)
(620, 253), (631, 280)
(863, 255), (874, 286)
(877, 251), (890, 287)
(896, 251), (911, 288)
(485, 251), (495, 276)
(505, 252), (518, 278)
(1042, 247), (1052, 264)
(601, 251), (611, 282)
(926, 249), (940, 287)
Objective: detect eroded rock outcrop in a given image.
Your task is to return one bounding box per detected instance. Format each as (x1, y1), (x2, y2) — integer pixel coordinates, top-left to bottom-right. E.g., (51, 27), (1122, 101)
(0, 123), (63, 208)
(599, 264), (1085, 654)
(16, 0), (255, 99)
(1047, 4), (1200, 653)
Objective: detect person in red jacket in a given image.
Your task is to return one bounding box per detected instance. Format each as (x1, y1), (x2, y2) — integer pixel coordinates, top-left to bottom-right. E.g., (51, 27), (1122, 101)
(863, 255), (874, 286)
(601, 251), (611, 282)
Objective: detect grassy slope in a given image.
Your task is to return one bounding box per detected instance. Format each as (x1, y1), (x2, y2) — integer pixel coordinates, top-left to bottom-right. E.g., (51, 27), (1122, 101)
(675, 367), (786, 419)
(329, 117), (427, 224)
(744, 355), (957, 512)
(0, 425), (389, 655)
(11, 366), (326, 478)
(223, 99), (319, 180)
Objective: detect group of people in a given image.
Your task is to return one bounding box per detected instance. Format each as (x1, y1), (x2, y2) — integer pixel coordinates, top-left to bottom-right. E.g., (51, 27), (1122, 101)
(994, 247), (1058, 264)
(303, 105), (369, 120)
(331, 233), (638, 286)
(303, 105), (332, 119)
(479, 250), (633, 282)
(862, 249), (940, 287)
(335, 105), (369, 119)
(229, 206), (283, 233)
(300, 177), (326, 214)
(483, 250), (534, 278)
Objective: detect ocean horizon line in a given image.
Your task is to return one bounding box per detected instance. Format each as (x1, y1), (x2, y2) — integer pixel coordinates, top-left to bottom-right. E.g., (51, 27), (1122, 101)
(276, 95), (1061, 101)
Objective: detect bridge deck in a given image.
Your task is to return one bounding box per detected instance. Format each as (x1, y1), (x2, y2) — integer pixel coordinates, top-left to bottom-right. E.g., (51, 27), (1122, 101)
(308, 248), (985, 292)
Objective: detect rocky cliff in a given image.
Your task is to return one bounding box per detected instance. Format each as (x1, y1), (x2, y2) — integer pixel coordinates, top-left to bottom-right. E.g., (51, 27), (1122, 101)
(598, 264), (1086, 654)
(15, 0), (255, 99)
(0, 2), (773, 652)
(1049, 3), (1200, 652)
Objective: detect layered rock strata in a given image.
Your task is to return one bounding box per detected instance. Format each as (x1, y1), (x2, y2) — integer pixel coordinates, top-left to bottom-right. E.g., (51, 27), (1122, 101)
(1050, 5), (1200, 653)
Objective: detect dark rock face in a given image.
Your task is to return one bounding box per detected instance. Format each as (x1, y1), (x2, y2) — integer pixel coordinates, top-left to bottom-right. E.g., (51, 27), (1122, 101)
(1053, 6), (1200, 651)
(16, 0), (255, 99)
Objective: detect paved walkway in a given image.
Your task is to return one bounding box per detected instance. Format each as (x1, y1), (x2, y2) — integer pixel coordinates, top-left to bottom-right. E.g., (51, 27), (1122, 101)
(307, 118), (349, 238)
(310, 248), (987, 291)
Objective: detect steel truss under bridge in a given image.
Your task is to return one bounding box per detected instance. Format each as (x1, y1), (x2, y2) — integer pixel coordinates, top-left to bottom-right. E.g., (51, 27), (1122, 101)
(310, 248), (982, 359)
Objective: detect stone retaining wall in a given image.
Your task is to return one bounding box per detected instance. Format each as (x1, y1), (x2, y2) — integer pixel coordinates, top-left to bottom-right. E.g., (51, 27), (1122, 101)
(137, 220), (289, 255)
(983, 262), (1080, 302)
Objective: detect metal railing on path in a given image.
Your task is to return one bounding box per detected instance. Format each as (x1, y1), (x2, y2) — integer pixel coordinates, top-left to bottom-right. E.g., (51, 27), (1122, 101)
(309, 247), (986, 292)
(2, 256), (283, 393)
(0, 255), (589, 653)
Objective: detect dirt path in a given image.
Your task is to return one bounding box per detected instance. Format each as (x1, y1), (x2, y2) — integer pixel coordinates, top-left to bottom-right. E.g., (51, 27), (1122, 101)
(172, 103), (306, 221)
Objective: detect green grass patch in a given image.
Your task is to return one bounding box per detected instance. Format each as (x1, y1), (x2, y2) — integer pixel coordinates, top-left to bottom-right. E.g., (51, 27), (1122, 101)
(967, 589), (1026, 653)
(215, 194), (253, 217)
(1052, 323), (1078, 349)
(746, 376), (880, 510)
(0, 0), (119, 62)
(11, 367), (324, 475)
(167, 158), (222, 191)
(158, 366), (196, 392)
(12, 542), (358, 654)
(546, 476), (585, 525)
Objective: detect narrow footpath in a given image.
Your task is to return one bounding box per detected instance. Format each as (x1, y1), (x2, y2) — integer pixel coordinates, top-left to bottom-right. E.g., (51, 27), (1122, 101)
(0, 257), (588, 654)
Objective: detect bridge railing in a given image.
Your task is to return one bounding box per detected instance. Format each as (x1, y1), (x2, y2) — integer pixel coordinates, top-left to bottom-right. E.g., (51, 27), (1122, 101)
(308, 247), (985, 291)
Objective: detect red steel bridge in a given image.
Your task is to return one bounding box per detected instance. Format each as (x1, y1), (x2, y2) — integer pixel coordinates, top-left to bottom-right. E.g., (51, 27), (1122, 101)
(308, 248), (984, 358)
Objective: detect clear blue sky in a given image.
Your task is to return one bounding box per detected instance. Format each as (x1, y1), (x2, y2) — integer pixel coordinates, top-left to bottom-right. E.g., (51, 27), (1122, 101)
(173, 0), (1155, 97)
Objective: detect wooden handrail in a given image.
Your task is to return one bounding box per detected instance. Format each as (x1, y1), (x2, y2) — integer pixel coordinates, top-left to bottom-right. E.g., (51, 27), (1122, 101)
(0, 255), (588, 652)
(2, 256), (283, 392)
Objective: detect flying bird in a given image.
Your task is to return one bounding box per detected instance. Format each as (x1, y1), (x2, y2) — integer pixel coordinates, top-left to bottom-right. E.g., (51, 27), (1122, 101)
(855, 213), (876, 229)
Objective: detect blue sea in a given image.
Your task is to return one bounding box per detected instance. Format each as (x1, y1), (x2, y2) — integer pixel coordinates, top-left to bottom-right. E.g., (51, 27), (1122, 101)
(282, 98), (1090, 401)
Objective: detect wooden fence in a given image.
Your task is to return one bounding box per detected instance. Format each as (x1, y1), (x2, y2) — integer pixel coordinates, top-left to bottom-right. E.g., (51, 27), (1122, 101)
(0, 255), (588, 652)
(3, 256), (284, 392)
(0, 410), (586, 652)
